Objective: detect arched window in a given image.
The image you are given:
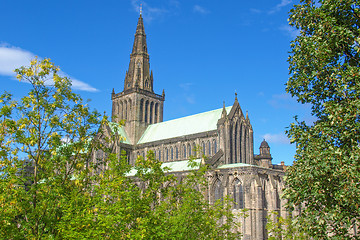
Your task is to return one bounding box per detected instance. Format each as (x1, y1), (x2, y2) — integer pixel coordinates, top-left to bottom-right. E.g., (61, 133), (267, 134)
(213, 139), (217, 153)
(124, 99), (128, 120)
(233, 179), (244, 209)
(208, 141), (211, 155)
(145, 100), (149, 123)
(175, 147), (178, 159)
(150, 102), (154, 124)
(128, 99), (132, 120)
(171, 147), (173, 160)
(120, 101), (123, 120)
(234, 121), (239, 163)
(159, 150), (161, 161)
(183, 144), (186, 159)
(187, 143), (191, 157)
(202, 141), (206, 155)
(154, 103), (159, 123)
(214, 179), (223, 202)
(166, 148), (169, 161)
(139, 99), (144, 122)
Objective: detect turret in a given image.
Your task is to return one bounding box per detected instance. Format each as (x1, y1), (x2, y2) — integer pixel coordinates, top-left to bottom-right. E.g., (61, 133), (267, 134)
(255, 139), (273, 168)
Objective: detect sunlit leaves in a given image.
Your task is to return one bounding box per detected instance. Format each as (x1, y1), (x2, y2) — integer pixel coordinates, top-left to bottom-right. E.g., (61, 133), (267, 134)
(0, 58), (103, 238)
(285, 0), (360, 239)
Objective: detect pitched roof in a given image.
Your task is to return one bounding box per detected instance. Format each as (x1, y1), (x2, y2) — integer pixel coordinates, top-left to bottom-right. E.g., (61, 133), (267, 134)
(137, 106), (232, 144)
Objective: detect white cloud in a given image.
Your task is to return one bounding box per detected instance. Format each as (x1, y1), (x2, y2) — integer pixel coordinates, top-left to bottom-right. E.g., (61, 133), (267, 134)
(263, 133), (290, 144)
(0, 43), (35, 75)
(279, 24), (300, 38)
(131, 0), (169, 22)
(268, 0), (292, 14)
(0, 44), (98, 92)
(193, 5), (210, 15)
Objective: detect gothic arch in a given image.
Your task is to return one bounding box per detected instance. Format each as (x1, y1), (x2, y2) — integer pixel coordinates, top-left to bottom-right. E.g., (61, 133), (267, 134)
(241, 124), (246, 163)
(158, 149), (162, 161)
(124, 99), (128, 121)
(150, 101), (154, 124)
(202, 141), (206, 155)
(165, 148), (168, 162)
(245, 127), (249, 163)
(139, 98), (144, 122)
(175, 146), (179, 160)
(154, 103), (159, 123)
(213, 139), (217, 153)
(213, 178), (223, 203)
(144, 100), (149, 123)
(233, 178), (244, 209)
(128, 99), (132, 120)
(183, 144), (186, 159)
(207, 140), (211, 155)
(233, 120), (240, 163)
(187, 143), (191, 157)
(119, 101), (123, 120)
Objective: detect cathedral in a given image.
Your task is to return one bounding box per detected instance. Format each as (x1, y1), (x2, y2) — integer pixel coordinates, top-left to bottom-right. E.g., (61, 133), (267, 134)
(109, 13), (287, 240)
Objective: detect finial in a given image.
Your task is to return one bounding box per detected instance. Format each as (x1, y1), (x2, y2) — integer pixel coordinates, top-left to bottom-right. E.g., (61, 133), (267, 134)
(140, 3), (142, 15)
(112, 88), (115, 94)
(235, 91), (238, 101)
(223, 101), (225, 108)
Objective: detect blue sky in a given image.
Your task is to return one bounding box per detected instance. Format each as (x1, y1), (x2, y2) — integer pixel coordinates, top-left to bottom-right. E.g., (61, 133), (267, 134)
(0, 0), (312, 165)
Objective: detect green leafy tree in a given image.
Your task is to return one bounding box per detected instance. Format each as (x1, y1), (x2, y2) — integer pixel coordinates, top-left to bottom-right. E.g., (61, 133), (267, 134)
(0, 58), (103, 238)
(266, 212), (308, 240)
(61, 150), (244, 239)
(0, 58), (242, 239)
(284, 0), (360, 238)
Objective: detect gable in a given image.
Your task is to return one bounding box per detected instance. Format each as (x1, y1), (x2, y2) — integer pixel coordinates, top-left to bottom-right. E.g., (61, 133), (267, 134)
(137, 106), (232, 144)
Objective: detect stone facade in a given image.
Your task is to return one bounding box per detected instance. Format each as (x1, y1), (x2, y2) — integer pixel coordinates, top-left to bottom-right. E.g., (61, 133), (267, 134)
(108, 14), (287, 240)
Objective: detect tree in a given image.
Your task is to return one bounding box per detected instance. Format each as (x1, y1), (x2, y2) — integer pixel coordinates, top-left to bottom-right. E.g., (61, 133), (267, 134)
(0, 58), (104, 238)
(0, 58), (242, 239)
(284, 0), (360, 238)
(59, 150), (244, 239)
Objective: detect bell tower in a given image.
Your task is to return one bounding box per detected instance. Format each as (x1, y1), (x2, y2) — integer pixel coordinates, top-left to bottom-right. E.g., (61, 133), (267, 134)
(112, 13), (165, 144)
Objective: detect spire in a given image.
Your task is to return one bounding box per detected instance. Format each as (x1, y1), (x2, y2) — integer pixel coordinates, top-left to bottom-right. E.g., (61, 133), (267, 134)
(123, 14), (153, 92)
(221, 101), (227, 119)
(246, 110), (250, 122)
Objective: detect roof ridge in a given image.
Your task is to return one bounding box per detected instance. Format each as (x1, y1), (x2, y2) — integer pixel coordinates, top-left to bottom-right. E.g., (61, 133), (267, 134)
(149, 106), (232, 127)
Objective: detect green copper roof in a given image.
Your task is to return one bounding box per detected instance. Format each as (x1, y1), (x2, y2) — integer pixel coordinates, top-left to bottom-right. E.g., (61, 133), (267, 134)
(137, 106), (232, 144)
(108, 122), (131, 144)
(217, 163), (253, 169)
(126, 159), (202, 177)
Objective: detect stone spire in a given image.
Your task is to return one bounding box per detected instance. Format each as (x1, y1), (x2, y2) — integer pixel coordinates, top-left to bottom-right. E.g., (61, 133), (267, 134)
(123, 13), (153, 92)
(221, 101), (227, 119)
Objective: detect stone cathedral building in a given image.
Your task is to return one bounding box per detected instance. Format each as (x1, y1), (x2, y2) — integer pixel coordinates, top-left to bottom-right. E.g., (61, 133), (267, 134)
(109, 14), (286, 240)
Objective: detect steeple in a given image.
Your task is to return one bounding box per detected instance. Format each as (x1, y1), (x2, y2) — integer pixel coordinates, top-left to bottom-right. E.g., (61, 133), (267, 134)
(111, 14), (165, 144)
(123, 13), (153, 92)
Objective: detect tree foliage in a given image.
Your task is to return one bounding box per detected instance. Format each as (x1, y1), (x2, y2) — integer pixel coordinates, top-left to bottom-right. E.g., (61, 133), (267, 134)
(0, 58), (242, 239)
(0, 58), (103, 238)
(285, 0), (360, 238)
